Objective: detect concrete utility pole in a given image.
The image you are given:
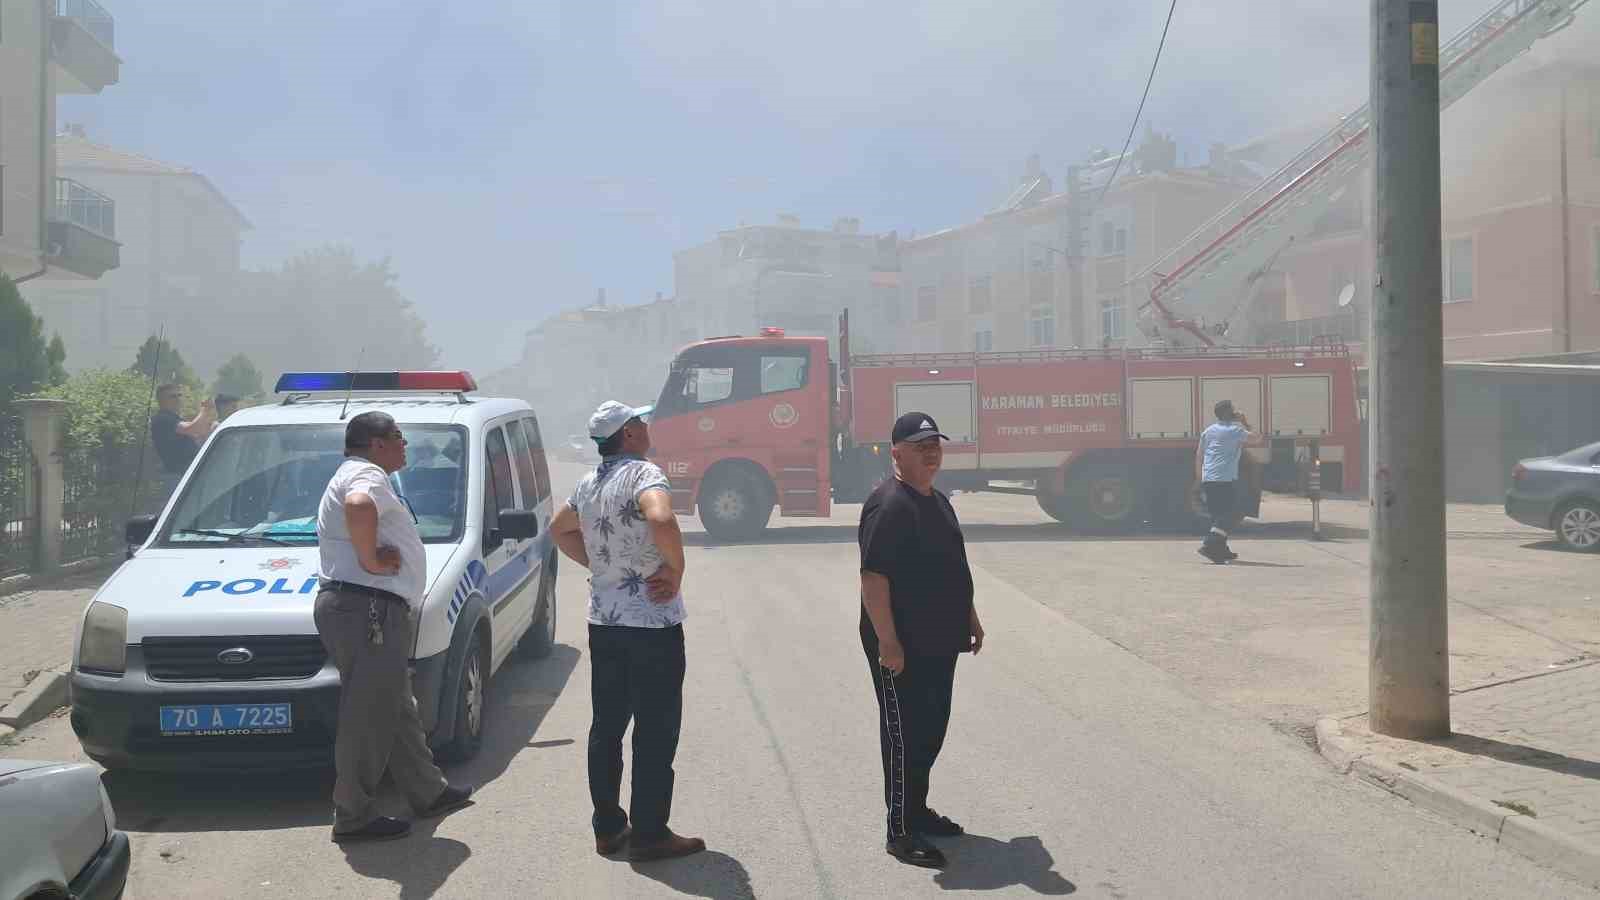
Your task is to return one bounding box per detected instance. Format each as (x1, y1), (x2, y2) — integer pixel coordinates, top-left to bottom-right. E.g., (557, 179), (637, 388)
(1368, 0), (1450, 738)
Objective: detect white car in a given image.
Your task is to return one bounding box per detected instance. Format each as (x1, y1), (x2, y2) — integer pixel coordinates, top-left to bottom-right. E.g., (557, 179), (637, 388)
(0, 759), (129, 900)
(69, 371), (559, 770)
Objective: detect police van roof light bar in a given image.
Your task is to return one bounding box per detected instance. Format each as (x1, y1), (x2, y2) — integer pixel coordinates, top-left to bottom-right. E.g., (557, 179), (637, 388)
(274, 371), (479, 395)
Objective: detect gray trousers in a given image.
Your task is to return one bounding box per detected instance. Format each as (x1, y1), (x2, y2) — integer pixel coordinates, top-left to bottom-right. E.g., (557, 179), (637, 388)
(314, 587), (447, 831)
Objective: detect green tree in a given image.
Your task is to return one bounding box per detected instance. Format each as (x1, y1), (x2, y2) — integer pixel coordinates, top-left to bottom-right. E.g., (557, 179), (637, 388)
(129, 336), (201, 394)
(39, 369), (154, 450)
(1, 275), (67, 406)
(214, 353), (264, 399)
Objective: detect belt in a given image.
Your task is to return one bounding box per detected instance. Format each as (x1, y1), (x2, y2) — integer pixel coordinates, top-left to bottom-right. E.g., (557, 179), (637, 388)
(319, 580), (409, 607)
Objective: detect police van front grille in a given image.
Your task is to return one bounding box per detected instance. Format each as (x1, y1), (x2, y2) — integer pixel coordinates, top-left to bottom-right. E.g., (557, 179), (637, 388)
(142, 636), (326, 682)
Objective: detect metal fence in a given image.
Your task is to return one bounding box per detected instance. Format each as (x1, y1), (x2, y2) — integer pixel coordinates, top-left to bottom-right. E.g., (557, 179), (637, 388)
(60, 441), (142, 565)
(1, 417), (40, 579)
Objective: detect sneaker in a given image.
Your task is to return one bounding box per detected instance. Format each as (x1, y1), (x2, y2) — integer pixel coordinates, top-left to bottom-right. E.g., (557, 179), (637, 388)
(886, 833), (947, 869)
(628, 829), (706, 862)
(417, 784), (475, 819)
(913, 809), (964, 836)
(332, 816), (411, 843)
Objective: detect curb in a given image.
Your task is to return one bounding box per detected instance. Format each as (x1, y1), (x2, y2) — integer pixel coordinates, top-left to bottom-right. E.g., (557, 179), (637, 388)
(0, 668), (68, 730)
(1315, 716), (1600, 889)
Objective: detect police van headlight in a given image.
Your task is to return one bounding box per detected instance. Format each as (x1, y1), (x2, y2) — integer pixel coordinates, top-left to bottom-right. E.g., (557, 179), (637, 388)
(79, 602), (128, 675)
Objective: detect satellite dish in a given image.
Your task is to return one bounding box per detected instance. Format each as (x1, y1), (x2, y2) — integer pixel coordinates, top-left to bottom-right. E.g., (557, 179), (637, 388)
(1337, 283), (1356, 308)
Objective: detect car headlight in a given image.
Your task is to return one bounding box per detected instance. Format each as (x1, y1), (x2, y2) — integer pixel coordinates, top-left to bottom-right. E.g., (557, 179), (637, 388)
(79, 602), (128, 675)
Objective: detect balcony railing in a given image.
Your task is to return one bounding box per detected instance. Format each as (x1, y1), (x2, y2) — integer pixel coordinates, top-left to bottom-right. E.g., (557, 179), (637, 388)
(1255, 311), (1363, 346)
(54, 178), (115, 239)
(56, 0), (114, 49)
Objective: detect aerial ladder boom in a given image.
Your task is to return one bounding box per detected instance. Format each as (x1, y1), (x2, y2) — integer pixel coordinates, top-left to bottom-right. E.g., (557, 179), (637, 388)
(1136, 0), (1589, 347)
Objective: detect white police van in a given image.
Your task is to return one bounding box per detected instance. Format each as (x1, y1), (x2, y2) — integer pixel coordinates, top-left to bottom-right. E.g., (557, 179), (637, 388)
(69, 371), (558, 770)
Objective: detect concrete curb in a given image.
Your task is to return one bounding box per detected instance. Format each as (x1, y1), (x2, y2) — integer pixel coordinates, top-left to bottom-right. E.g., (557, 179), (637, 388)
(0, 668), (68, 730)
(1315, 716), (1600, 889)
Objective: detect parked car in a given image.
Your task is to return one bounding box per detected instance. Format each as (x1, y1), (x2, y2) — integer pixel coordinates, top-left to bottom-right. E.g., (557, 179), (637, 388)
(1505, 440), (1600, 551)
(0, 760), (129, 900)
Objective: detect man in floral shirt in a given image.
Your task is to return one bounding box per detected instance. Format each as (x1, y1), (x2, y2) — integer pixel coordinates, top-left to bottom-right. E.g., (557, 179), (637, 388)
(549, 401), (704, 863)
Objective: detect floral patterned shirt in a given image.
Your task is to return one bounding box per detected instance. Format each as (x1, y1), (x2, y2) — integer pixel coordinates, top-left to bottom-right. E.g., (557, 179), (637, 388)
(568, 456), (685, 628)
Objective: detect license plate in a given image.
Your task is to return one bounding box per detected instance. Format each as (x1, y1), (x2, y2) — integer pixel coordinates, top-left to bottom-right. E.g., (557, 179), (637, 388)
(159, 703), (292, 736)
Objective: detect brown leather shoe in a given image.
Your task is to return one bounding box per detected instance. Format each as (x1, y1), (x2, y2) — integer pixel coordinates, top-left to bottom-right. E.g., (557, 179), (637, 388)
(628, 830), (706, 862)
(596, 825), (631, 857)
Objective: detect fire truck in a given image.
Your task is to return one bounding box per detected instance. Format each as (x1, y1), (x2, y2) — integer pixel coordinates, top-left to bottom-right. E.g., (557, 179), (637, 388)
(648, 314), (1360, 541)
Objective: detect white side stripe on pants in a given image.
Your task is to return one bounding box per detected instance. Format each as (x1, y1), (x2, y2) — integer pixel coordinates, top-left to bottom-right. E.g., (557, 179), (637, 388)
(877, 665), (908, 838)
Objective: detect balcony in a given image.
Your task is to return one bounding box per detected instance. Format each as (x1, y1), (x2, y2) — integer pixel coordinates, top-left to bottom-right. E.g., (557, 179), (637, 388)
(48, 178), (120, 279)
(1255, 310), (1364, 346)
(51, 0), (120, 94)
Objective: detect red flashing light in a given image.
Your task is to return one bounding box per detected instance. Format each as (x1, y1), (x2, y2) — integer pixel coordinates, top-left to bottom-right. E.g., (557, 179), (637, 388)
(760, 327), (786, 338)
(1512, 462), (1527, 482)
(396, 371), (478, 391)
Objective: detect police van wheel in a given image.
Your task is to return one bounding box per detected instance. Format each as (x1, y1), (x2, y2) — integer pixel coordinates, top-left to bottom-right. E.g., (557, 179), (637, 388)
(519, 558), (558, 659)
(440, 634), (486, 762)
(700, 471), (772, 542)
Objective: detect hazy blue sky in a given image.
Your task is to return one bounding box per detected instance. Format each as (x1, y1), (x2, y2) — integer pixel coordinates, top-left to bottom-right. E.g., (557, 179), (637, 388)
(59, 0), (1581, 369)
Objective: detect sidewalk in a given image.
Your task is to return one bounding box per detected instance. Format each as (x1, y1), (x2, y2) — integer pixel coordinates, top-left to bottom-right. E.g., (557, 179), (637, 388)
(1319, 660), (1600, 889)
(0, 570), (107, 706)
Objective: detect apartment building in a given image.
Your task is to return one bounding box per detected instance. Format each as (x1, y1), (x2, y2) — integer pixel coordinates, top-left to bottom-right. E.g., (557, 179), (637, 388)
(0, 0), (121, 283)
(673, 215), (901, 355)
(899, 134), (1250, 354)
(1254, 60), (1600, 361)
(25, 128), (252, 373)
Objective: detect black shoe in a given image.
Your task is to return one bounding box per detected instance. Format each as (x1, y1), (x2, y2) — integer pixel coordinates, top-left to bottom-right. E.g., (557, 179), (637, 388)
(596, 825), (631, 857)
(886, 833), (947, 869)
(418, 784), (474, 819)
(913, 810), (964, 837)
(1198, 544), (1229, 564)
(332, 816), (411, 843)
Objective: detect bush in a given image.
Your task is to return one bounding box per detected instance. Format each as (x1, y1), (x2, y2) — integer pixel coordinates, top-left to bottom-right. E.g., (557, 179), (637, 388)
(37, 369), (160, 451)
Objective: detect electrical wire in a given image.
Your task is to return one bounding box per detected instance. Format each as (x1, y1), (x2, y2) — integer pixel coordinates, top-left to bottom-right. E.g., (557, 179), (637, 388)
(1095, 0), (1180, 208)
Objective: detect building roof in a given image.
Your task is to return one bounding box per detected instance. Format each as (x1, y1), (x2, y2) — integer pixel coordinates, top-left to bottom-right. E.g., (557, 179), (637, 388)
(55, 133), (253, 230)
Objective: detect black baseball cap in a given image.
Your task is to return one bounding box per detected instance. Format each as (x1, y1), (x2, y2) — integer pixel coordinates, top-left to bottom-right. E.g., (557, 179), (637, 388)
(892, 411), (949, 444)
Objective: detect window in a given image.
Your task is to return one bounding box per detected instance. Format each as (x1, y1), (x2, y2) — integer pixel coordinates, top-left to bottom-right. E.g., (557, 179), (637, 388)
(1444, 237), (1474, 303)
(522, 416), (551, 501)
(974, 329), (993, 352)
(1100, 221), (1114, 254)
(1027, 306), (1055, 348)
(969, 275), (992, 313)
(917, 285), (937, 322)
(503, 420), (541, 506)
(484, 427), (518, 548)
(683, 366), (734, 405)
(1592, 226), (1600, 293)
(1100, 297), (1125, 341)
(883, 288), (902, 324)
(760, 354), (809, 394)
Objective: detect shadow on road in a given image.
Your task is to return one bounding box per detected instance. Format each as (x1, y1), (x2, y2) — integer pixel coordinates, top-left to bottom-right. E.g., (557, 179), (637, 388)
(628, 850), (756, 899)
(1436, 732), (1600, 781)
(932, 833), (1076, 894)
(687, 520), (1365, 549)
(100, 643), (581, 837)
(1518, 539), (1593, 554)
(339, 816), (471, 900)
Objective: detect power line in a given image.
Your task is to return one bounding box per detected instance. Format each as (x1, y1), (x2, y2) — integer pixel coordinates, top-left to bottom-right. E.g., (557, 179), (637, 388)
(1095, 0), (1179, 208)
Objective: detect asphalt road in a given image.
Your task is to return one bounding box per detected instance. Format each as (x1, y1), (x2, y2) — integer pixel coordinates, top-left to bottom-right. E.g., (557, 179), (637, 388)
(4, 462), (1596, 898)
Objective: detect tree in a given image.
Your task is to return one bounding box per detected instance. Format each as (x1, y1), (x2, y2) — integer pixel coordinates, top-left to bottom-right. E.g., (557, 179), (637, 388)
(129, 336), (201, 395)
(39, 369), (155, 450)
(214, 353), (264, 399)
(1, 275), (67, 407)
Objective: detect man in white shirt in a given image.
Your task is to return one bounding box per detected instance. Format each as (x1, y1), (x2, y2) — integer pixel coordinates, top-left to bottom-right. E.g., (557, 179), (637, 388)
(549, 401), (704, 862)
(314, 411), (472, 843)
(1195, 400), (1258, 564)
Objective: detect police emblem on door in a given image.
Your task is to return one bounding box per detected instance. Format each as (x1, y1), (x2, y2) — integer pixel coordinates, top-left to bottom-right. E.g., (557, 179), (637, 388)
(770, 403), (798, 429)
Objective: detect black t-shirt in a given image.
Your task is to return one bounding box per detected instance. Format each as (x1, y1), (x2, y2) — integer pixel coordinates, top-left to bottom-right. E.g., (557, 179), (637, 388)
(857, 477), (975, 657)
(150, 409), (197, 474)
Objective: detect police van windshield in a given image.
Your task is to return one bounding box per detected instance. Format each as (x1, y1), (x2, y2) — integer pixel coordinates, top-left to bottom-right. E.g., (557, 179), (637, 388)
(158, 424), (468, 546)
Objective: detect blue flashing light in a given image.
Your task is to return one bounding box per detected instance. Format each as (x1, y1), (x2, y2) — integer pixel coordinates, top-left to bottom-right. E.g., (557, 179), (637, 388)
(274, 371), (477, 394)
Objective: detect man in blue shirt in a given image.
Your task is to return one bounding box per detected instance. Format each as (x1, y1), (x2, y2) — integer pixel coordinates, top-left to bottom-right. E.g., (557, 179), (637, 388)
(1195, 400), (1257, 563)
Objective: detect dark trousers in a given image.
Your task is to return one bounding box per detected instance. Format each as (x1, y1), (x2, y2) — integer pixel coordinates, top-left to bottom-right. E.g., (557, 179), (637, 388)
(588, 623), (686, 842)
(863, 643), (958, 840)
(1203, 480), (1239, 536)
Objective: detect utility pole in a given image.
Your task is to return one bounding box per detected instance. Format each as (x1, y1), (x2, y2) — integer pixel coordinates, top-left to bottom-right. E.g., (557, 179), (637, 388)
(1369, 0), (1449, 738)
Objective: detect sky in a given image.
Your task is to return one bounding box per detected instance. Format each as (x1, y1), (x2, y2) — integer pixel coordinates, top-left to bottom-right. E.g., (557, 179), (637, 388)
(58, 0), (1588, 370)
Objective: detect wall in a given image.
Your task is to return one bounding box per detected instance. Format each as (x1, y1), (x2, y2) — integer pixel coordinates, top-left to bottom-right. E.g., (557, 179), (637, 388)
(0, 0), (50, 277)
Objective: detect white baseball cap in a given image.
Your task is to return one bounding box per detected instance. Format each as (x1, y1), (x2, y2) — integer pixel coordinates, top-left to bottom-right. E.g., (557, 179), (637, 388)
(587, 401), (654, 442)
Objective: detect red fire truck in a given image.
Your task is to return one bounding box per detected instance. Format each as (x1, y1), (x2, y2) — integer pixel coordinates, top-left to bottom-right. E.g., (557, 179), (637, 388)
(647, 313), (1360, 541)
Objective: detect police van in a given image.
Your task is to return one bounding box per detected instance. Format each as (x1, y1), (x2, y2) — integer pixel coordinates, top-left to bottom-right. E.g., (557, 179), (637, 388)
(69, 371), (558, 770)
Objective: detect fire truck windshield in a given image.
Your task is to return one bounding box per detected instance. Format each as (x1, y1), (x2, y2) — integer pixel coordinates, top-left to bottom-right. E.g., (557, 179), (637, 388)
(654, 343), (811, 419)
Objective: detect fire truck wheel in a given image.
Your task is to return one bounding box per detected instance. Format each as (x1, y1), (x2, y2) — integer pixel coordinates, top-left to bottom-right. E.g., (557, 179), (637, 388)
(1072, 464), (1141, 532)
(1035, 487), (1075, 525)
(700, 469), (774, 541)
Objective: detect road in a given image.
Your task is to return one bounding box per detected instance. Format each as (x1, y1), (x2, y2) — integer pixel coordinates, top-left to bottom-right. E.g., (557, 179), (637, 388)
(4, 461), (1596, 898)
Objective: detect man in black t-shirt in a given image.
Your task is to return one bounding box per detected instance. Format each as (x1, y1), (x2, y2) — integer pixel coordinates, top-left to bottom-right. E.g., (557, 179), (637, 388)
(150, 384), (213, 503)
(859, 411), (985, 870)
